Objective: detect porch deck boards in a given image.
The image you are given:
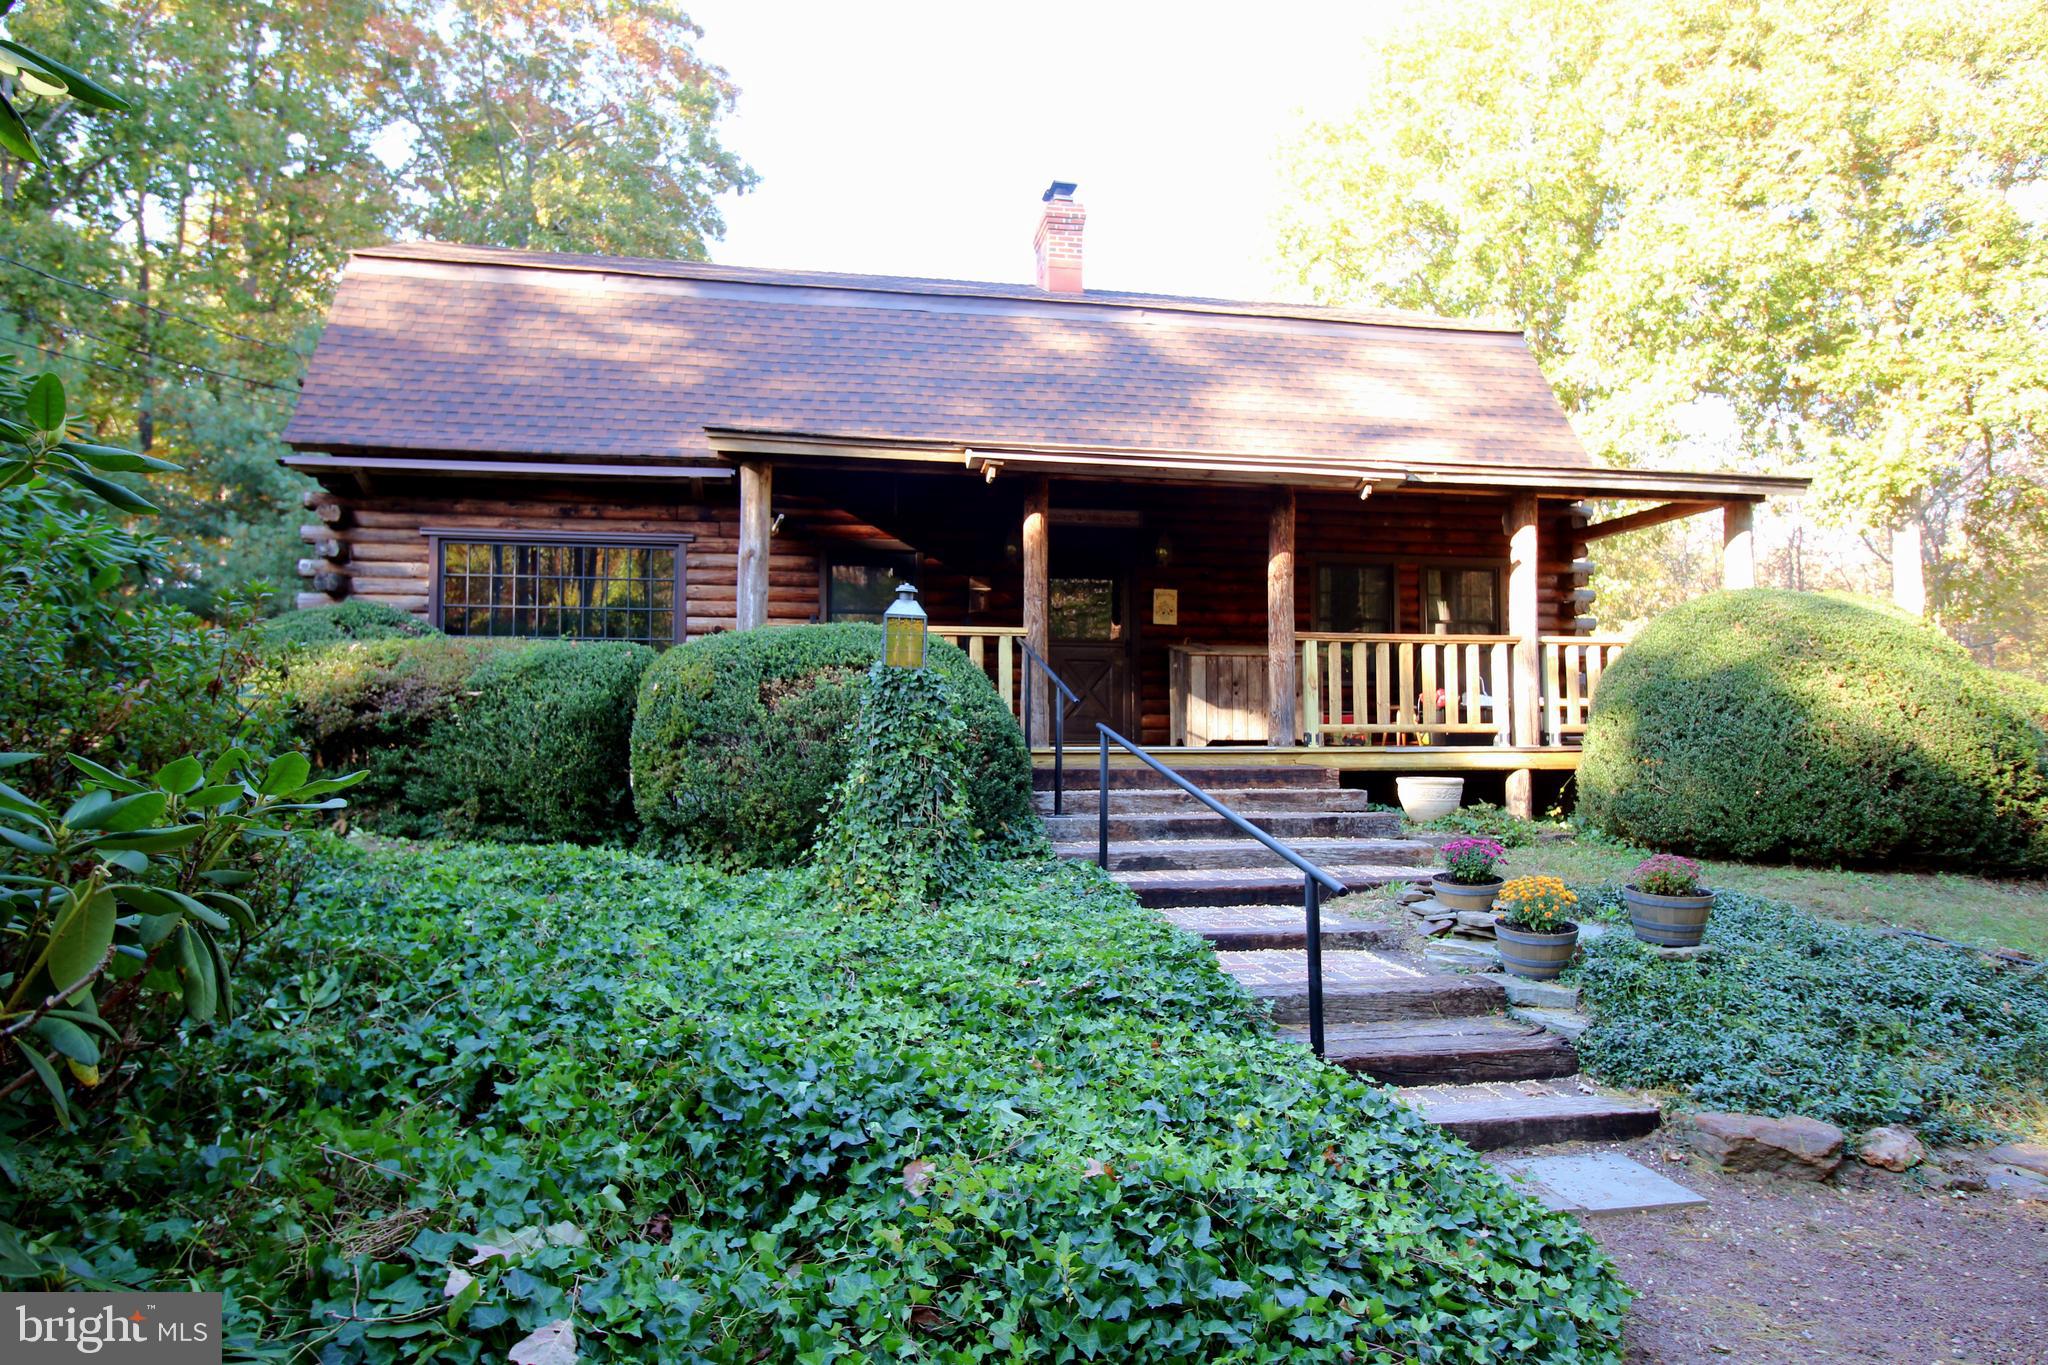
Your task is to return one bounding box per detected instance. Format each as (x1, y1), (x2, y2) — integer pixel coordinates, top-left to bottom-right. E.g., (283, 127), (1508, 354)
(1030, 744), (1585, 772)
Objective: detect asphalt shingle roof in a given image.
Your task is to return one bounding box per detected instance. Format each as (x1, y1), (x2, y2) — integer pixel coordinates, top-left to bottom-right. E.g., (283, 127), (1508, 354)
(283, 241), (1595, 469)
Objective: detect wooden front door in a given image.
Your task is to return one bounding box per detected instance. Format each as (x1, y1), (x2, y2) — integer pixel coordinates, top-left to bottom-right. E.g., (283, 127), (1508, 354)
(1049, 572), (1135, 739)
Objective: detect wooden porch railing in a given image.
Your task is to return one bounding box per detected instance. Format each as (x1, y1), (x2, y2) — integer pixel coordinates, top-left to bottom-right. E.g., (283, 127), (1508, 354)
(1539, 636), (1629, 742)
(1300, 633), (1517, 745)
(933, 625), (1026, 717)
(932, 623), (1630, 747)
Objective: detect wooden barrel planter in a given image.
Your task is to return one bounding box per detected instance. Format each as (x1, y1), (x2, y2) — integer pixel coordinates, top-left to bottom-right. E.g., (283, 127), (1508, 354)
(1432, 875), (1502, 914)
(1624, 886), (1714, 947)
(1495, 922), (1580, 981)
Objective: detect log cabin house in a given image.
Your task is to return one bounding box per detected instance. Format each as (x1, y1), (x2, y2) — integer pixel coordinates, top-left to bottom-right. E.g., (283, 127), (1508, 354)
(281, 183), (1804, 813)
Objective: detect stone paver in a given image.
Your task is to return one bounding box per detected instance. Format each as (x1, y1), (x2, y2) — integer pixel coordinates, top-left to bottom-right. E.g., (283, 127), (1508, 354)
(1166, 904), (1371, 932)
(1493, 1152), (1707, 1217)
(1118, 862), (1433, 888)
(1509, 1004), (1591, 1040)
(1212, 948), (1425, 988)
(1481, 973), (1580, 1009)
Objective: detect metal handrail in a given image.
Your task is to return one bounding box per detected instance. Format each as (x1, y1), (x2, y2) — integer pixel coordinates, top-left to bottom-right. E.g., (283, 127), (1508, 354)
(1018, 640), (1081, 814)
(1094, 724), (1343, 1059)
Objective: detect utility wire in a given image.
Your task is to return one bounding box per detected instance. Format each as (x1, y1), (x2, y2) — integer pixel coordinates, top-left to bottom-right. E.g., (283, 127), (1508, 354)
(0, 252), (311, 358)
(28, 312), (302, 395)
(0, 331), (296, 411)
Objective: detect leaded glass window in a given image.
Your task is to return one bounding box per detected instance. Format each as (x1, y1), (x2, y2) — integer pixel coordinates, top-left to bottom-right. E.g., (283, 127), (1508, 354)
(433, 536), (683, 645)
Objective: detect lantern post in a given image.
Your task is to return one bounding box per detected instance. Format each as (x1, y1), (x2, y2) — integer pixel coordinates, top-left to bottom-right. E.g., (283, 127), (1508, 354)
(882, 583), (927, 669)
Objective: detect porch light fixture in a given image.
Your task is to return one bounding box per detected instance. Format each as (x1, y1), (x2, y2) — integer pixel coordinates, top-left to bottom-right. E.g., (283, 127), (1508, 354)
(882, 583), (928, 669)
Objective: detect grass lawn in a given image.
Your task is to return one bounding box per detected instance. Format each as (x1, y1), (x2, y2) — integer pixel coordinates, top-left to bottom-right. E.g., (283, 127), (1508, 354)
(1497, 837), (2048, 960)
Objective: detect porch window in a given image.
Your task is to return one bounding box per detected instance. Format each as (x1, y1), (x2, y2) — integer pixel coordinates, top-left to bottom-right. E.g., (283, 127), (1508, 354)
(825, 553), (918, 622)
(429, 532), (687, 645)
(1315, 563), (1394, 633)
(1425, 566), (1501, 634)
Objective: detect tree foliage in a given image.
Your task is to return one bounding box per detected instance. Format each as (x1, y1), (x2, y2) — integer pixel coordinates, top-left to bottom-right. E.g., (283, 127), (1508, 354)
(383, 0), (755, 258)
(0, 0), (752, 614)
(1280, 0), (2048, 666)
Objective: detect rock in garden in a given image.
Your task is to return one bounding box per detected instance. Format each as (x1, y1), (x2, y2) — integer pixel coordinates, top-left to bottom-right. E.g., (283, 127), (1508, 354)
(1923, 1162), (1988, 1193)
(1681, 1111), (1845, 1180)
(1984, 1143), (2048, 1179)
(1399, 889), (1430, 906)
(1858, 1125), (1926, 1172)
(1455, 910), (1497, 930)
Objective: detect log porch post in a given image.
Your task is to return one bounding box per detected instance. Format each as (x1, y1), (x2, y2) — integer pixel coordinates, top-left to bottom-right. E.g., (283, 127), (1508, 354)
(1022, 476), (1051, 743)
(1505, 492), (1541, 818)
(736, 460), (772, 631)
(1267, 486), (1297, 745)
(1722, 501), (1756, 590)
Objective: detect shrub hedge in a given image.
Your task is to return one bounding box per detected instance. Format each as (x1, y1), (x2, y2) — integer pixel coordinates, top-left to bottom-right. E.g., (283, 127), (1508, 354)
(1570, 886), (2048, 1144)
(631, 623), (1036, 866)
(258, 600), (439, 648)
(3, 838), (1628, 1360)
(276, 637), (652, 843)
(1577, 590), (2048, 871)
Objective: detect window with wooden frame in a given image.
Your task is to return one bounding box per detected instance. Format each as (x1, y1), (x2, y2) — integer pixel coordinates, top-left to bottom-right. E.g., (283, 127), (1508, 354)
(823, 551), (919, 622)
(1313, 562), (1396, 634)
(424, 530), (690, 646)
(1424, 565), (1502, 634)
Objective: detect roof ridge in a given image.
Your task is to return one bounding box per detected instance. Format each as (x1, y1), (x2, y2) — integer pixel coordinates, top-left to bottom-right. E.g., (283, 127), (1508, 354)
(348, 240), (1523, 336)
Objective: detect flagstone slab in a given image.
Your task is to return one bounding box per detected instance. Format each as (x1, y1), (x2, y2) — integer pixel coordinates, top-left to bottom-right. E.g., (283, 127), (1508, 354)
(1493, 1152), (1707, 1217)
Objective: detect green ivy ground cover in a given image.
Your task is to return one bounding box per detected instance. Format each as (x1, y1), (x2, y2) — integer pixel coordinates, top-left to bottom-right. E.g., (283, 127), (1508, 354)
(3, 838), (1627, 1362)
(1570, 888), (2048, 1144)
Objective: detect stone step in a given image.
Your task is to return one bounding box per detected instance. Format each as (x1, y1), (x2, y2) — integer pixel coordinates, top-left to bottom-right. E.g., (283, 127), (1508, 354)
(1067, 836), (1434, 872)
(1035, 764), (1337, 792)
(1117, 862), (1434, 908)
(1034, 786), (1385, 816)
(1042, 810), (1401, 843)
(1159, 904), (1403, 951)
(1216, 948), (1505, 1024)
(1400, 1078), (1661, 1151)
(1285, 1017), (1579, 1087)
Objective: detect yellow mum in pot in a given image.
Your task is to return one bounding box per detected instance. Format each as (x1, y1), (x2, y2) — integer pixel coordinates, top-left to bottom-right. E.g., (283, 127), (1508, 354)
(1494, 876), (1578, 934)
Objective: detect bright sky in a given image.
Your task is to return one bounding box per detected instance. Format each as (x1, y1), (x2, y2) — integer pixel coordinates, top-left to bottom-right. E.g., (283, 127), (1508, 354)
(686, 0), (1408, 302)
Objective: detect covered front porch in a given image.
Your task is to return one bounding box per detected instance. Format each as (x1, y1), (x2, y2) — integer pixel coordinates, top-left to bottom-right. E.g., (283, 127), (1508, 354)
(720, 432), (1804, 814)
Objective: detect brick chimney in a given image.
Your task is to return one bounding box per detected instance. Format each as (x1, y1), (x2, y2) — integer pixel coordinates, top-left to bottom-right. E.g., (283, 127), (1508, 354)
(1034, 181), (1085, 292)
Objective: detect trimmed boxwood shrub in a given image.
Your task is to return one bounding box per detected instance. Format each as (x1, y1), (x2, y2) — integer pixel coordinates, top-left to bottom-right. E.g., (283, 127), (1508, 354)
(1578, 590), (2048, 871)
(276, 636), (652, 843)
(632, 623), (1036, 866)
(258, 600), (437, 648)
(436, 641), (654, 842)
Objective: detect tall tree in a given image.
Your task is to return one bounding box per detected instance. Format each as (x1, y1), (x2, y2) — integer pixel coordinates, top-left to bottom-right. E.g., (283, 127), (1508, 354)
(0, 0), (753, 611)
(0, 0), (397, 608)
(1280, 0), (2048, 670)
(381, 0), (754, 257)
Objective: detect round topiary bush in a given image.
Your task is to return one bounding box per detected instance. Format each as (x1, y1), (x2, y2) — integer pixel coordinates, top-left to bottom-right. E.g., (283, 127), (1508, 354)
(631, 623), (1036, 866)
(434, 641), (655, 843)
(259, 601), (438, 649)
(1578, 589), (2048, 871)
(276, 636), (652, 843)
